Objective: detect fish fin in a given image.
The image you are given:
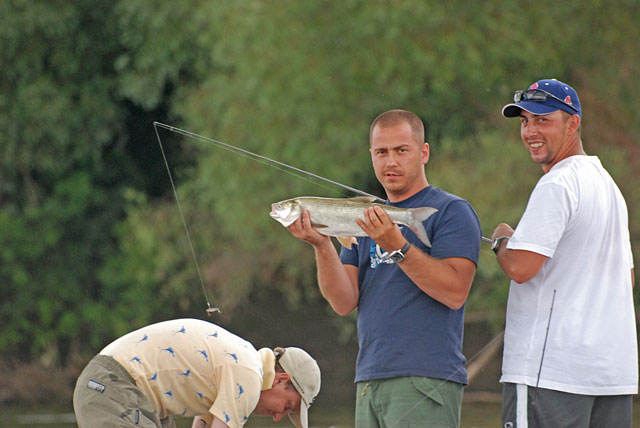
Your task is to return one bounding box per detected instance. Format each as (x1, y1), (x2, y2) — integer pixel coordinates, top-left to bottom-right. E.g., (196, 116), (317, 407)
(408, 207), (438, 247)
(344, 196), (379, 203)
(337, 236), (358, 249)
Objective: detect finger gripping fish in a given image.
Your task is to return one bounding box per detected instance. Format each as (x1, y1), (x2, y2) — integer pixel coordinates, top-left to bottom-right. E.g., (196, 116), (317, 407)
(270, 196), (438, 248)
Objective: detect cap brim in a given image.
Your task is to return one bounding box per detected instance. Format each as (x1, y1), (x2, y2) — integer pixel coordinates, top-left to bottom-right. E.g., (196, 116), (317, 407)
(288, 402), (308, 428)
(502, 101), (560, 118)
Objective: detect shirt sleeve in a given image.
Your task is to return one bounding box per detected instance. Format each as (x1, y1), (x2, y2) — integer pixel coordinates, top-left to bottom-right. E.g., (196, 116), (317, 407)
(429, 200), (482, 264)
(508, 181), (573, 257)
(210, 364), (262, 428)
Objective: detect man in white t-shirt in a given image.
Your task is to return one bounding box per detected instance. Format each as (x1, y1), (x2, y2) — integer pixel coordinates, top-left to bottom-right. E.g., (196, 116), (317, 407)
(73, 318), (321, 428)
(490, 78), (637, 428)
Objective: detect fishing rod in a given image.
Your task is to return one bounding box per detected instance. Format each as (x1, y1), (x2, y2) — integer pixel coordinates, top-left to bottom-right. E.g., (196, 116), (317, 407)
(153, 123), (493, 312)
(154, 121), (390, 315)
(154, 122), (499, 424)
(154, 122), (385, 202)
(153, 122), (492, 242)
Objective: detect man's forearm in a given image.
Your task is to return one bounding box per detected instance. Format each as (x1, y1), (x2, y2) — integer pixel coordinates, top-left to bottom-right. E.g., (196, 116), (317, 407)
(314, 241), (358, 316)
(397, 245), (475, 310)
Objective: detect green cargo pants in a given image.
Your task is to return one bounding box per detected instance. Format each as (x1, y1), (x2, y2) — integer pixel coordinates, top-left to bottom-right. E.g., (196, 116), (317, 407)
(73, 354), (176, 428)
(355, 376), (463, 428)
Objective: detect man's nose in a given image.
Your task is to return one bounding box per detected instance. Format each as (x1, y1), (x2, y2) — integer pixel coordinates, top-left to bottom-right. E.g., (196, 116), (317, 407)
(386, 152), (398, 165)
(522, 122), (538, 138)
(272, 412), (287, 422)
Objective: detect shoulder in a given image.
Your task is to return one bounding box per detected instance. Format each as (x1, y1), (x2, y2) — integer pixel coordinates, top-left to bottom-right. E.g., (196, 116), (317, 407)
(542, 156), (600, 185)
(424, 187), (478, 220)
(412, 186), (471, 209)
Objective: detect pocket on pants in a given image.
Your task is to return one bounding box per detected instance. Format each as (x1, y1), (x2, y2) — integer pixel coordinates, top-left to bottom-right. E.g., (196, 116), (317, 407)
(409, 377), (445, 407)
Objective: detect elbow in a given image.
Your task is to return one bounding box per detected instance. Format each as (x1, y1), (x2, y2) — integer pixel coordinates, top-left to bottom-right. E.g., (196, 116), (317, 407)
(445, 294), (467, 311)
(511, 276), (529, 285)
(498, 250), (546, 284)
(442, 286), (471, 311)
(500, 258), (536, 284)
(448, 300), (465, 311)
(332, 303), (356, 317)
(508, 267), (536, 284)
(321, 293), (357, 316)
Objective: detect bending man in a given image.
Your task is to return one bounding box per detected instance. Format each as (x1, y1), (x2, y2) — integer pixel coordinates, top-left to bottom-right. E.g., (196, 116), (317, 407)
(73, 318), (321, 428)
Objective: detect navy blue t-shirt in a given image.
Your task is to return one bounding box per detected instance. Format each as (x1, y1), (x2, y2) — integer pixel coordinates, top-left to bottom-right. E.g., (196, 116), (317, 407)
(340, 186), (481, 384)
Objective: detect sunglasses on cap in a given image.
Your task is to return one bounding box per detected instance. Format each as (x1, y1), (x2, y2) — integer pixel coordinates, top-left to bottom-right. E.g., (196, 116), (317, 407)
(513, 89), (579, 113)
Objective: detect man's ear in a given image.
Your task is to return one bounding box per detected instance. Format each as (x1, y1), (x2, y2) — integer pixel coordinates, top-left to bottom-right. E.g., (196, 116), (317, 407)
(568, 114), (581, 133)
(422, 142), (430, 165)
(274, 372), (291, 386)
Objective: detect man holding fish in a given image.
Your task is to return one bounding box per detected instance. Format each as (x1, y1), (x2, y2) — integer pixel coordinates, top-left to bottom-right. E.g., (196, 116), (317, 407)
(273, 109), (482, 427)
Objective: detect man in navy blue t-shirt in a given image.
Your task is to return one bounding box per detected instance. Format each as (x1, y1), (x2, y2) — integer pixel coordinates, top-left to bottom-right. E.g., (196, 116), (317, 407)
(286, 109), (481, 427)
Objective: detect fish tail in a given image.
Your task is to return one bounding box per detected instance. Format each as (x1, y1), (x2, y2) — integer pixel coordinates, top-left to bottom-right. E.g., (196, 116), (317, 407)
(408, 207), (438, 247)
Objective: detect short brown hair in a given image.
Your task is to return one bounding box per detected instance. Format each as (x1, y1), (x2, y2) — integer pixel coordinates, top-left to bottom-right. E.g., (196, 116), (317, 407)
(369, 109), (425, 145)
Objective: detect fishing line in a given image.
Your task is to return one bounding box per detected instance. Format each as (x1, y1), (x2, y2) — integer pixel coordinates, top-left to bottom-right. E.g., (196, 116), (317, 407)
(153, 122), (382, 202)
(154, 122), (499, 418)
(153, 122), (492, 242)
(152, 121), (385, 314)
(153, 124), (219, 315)
(153, 122), (492, 314)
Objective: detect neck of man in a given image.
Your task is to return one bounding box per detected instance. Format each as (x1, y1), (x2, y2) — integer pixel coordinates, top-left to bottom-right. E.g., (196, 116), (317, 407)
(386, 180), (430, 203)
(542, 137), (586, 174)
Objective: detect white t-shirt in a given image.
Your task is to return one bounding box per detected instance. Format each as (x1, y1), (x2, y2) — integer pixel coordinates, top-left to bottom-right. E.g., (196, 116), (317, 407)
(501, 156), (637, 395)
(100, 319), (265, 427)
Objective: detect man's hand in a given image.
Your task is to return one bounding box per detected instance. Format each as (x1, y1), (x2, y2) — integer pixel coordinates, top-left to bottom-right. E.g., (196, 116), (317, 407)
(355, 206), (405, 253)
(191, 415), (210, 428)
(491, 223), (514, 241)
(192, 415), (229, 428)
(491, 222), (547, 283)
(287, 210), (331, 247)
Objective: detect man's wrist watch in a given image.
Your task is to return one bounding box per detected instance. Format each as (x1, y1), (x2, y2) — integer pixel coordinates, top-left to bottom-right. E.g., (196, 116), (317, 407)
(491, 236), (510, 254)
(387, 241), (411, 263)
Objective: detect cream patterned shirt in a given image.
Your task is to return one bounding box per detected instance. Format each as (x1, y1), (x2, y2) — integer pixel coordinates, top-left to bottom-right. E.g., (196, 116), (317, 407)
(100, 319), (267, 427)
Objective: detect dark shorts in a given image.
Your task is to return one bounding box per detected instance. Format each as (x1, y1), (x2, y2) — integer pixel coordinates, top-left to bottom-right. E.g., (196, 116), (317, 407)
(502, 382), (632, 428)
(355, 376), (463, 428)
(73, 354), (175, 428)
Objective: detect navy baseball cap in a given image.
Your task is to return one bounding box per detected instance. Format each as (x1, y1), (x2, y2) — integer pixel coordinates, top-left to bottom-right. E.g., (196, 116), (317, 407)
(502, 79), (581, 118)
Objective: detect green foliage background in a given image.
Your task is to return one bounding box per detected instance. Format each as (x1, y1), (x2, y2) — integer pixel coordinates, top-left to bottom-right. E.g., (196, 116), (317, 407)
(1, 0), (639, 373)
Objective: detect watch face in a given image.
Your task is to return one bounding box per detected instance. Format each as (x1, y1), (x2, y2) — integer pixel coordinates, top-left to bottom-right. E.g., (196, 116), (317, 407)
(389, 251), (404, 263)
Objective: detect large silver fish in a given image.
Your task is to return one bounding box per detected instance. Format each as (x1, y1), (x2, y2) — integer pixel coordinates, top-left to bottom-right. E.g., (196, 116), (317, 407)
(270, 196), (438, 248)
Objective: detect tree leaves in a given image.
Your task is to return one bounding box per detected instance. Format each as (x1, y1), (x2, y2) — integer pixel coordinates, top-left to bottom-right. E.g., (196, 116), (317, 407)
(1, 0), (639, 363)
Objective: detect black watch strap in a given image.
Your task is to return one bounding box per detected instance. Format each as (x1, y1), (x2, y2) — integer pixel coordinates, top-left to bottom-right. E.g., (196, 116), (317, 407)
(386, 241), (411, 263)
(492, 236), (510, 254)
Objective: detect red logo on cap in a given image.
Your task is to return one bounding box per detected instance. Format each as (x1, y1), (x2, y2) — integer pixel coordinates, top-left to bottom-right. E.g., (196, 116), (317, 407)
(529, 82), (539, 90)
(564, 96), (572, 105)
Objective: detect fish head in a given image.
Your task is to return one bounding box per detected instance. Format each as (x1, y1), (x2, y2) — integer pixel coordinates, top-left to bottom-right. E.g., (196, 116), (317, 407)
(270, 199), (303, 227)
